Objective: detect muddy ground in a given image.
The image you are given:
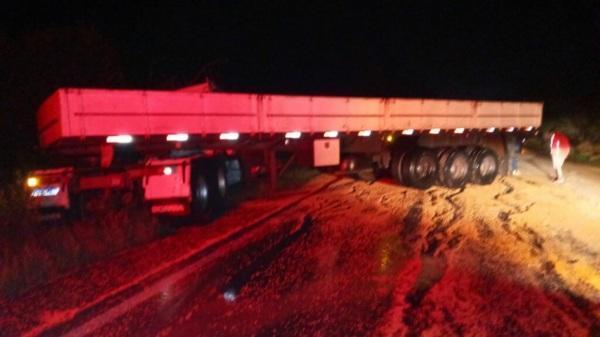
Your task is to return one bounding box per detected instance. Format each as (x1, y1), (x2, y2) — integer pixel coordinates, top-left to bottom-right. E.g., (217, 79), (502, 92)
(2, 152), (600, 337)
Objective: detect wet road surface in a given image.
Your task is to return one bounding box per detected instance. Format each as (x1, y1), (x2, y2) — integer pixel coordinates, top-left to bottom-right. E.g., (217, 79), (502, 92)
(84, 180), (415, 336)
(43, 173), (600, 337)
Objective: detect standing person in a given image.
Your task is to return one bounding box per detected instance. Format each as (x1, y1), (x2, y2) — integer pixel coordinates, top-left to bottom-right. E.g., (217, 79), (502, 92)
(505, 132), (525, 176)
(547, 129), (571, 183)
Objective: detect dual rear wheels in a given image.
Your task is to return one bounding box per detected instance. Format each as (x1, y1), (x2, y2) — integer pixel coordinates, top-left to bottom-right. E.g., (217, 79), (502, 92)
(390, 146), (498, 189)
(391, 149), (438, 189)
(469, 147), (499, 185)
(191, 157), (241, 217)
(437, 147), (471, 188)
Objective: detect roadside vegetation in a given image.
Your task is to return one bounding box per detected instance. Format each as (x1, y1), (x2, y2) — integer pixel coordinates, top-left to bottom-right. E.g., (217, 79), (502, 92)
(525, 97), (600, 167)
(0, 166), (319, 299)
(0, 179), (166, 298)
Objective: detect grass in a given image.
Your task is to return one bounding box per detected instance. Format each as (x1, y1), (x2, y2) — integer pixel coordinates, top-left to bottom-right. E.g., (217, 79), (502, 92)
(525, 118), (600, 167)
(525, 141), (600, 168)
(0, 184), (166, 299)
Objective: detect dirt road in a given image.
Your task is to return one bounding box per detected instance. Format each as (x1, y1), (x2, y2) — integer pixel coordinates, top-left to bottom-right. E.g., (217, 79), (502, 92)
(2, 153), (600, 336)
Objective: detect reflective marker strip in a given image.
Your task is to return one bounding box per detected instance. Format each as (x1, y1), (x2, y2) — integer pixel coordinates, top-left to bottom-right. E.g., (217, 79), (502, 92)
(166, 133), (189, 142)
(219, 132), (239, 140)
(106, 135), (133, 143)
(285, 131), (302, 139)
(323, 131), (338, 138)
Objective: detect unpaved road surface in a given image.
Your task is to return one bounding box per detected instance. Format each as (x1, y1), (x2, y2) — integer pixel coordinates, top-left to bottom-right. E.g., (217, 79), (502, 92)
(3, 153), (600, 336)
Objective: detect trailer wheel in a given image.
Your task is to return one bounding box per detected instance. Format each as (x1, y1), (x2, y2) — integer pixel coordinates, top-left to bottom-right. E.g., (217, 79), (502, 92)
(435, 147), (452, 184)
(390, 151), (409, 185)
(403, 149), (438, 189)
(470, 148), (499, 185)
(208, 163), (228, 208)
(192, 173), (210, 215)
(439, 148), (471, 188)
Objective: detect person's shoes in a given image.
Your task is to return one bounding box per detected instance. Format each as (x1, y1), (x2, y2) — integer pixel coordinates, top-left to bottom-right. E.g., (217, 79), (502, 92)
(511, 170), (521, 176)
(553, 177), (565, 184)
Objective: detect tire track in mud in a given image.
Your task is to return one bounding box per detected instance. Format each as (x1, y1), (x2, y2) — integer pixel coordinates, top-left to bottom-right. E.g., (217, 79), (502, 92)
(494, 179), (535, 215)
(122, 179), (370, 337)
(524, 230), (599, 330)
(495, 211), (596, 327)
(374, 175), (598, 336)
(324, 179), (598, 335)
(422, 188), (465, 257)
(214, 181), (417, 336)
(221, 215), (315, 301)
(219, 180), (361, 302)
(347, 182), (468, 336)
(311, 180), (432, 335)
(402, 187), (466, 337)
(537, 260), (600, 330)
(492, 179), (600, 332)
(39, 178), (345, 337)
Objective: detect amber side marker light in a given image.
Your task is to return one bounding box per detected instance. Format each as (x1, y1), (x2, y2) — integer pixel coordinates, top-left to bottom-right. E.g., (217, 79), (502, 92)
(26, 177), (40, 188)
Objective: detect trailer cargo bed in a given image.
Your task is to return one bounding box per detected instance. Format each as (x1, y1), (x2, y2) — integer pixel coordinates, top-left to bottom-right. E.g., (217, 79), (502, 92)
(38, 88), (542, 148)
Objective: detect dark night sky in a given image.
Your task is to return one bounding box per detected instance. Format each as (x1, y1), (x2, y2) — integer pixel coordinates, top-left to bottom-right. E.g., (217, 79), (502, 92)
(0, 1), (598, 175)
(3, 1), (598, 99)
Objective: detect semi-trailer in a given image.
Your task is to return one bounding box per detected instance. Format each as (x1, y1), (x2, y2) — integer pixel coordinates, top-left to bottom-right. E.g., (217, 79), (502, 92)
(26, 84), (542, 218)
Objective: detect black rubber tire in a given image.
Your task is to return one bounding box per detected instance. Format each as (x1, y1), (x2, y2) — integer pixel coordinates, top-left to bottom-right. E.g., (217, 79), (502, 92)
(403, 148), (439, 189)
(389, 151), (409, 185)
(191, 173), (210, 216)
(207, 160), (228, 210)
(470, 147), (499, 185)
(438, 148), (471, 188)
(435, 147), (452, 185)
